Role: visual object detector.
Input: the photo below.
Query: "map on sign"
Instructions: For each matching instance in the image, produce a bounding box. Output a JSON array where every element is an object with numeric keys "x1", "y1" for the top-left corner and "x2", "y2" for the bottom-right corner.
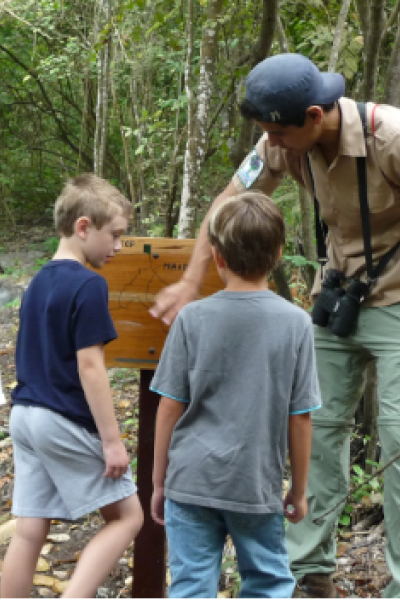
[{"x1": 97, "y1": 237, "x2": 223, "y2": 369}]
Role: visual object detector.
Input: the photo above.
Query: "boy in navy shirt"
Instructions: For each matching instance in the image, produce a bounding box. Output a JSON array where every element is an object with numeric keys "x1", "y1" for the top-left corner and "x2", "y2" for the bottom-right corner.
[
  {"x1": 1, "y1": 174, "x2": 143, "y2": 598},
  {"x1": 151, "y1": 191, "x2": 321, "y2": 598}
]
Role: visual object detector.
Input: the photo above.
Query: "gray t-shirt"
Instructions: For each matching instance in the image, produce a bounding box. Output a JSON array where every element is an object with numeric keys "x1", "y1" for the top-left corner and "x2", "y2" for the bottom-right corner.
[{"x1": 151, "y1": 290, "x2": 321, "y2": 514}]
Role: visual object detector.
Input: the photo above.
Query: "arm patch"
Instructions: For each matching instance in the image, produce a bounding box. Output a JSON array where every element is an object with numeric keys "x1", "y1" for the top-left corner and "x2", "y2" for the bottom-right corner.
[{"x1": 236, "y1": 148, "x2": 264, "y2": 189}]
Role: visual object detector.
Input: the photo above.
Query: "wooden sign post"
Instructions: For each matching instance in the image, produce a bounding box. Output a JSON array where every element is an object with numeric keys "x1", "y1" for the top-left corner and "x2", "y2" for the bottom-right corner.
[{"x1": 98, "y1": 237, "x2": 223, "y2": 598}]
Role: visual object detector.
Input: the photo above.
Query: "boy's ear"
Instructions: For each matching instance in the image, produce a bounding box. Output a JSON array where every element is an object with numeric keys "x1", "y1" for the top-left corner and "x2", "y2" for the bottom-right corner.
[
  {"x1": 212, "y1": 246, "x2": 226, "y2": 269},
  {"x1": 75, "y1": 216, "x2": 91, "y2": 240}
]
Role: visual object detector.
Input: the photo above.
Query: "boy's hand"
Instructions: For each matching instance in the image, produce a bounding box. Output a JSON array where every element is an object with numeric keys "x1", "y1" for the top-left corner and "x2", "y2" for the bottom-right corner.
[
  {"x1": 151, "y1": 486, "x2": 165, "y2": 525},
  {"x1": 102, "y1": 439, "x2": 130, "y2": 479},
  {"x1": 284, "y1": 488, "x2": 308, "y2": 524}
]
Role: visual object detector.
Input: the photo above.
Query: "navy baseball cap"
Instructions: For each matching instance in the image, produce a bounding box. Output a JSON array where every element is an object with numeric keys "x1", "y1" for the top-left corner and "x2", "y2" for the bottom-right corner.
[{"x1": 245, "y1": 53, "x2": 345, "y2": 123}]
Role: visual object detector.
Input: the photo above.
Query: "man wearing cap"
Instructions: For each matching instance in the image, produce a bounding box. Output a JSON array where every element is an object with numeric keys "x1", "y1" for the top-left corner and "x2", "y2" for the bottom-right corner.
[{"x1": 150, "y1": 53, "x2": 400, "y2": 598}]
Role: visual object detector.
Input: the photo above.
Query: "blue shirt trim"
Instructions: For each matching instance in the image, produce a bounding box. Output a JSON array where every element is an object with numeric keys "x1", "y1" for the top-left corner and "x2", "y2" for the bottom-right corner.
[
  {"x1": 289, "y1": 404, "x2": 322, "y2": 415},
  {"x1": 150, "y1": 387, "x2": 190, "y2": 404}
]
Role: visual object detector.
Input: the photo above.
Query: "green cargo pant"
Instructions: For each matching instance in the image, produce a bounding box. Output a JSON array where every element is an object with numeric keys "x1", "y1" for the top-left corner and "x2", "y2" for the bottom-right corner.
[{"x1": 286, "y1": 303, "x2": 400, "y2": 598}]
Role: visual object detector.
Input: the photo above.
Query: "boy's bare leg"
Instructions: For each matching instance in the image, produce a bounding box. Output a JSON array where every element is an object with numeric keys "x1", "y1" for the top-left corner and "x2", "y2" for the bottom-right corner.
[
  {"x1": 0, "y1": 516, "x2": 51, "y2": 598},
  {"x1": 62, "y1": 494, "x2": 143, "y2": 598}
]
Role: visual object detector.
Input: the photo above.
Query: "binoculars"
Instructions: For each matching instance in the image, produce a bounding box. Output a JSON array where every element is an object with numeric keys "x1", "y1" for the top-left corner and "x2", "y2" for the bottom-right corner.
[{"x1": 311, "y1": 269, "x2": 370, "y2": 338}]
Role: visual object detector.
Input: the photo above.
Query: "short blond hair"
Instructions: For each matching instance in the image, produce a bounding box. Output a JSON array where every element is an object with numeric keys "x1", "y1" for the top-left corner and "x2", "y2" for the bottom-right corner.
[
  {"x1": 54, "y1": 173, "x2": 132, "y2": 236},
  {"x1": 208, "y1": 191, "x2": 285, "y2": 277}
]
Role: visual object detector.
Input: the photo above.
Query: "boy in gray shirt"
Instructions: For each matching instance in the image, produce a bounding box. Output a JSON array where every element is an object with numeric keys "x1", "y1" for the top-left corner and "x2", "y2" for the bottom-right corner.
[{"x1": 151, "y1": 191, "x2": 321, "y2": 598}]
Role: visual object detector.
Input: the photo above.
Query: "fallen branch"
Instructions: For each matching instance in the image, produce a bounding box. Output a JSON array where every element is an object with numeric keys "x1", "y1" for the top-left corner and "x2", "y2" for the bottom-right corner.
[{"x1": 313, "y1": 450, "x2": 400, "y2": 524}]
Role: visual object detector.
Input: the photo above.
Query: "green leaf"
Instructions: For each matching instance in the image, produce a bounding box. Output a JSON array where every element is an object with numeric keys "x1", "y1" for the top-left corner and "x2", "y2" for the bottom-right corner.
[
  {"x1": 353, "y1": 464, "x2": 364, "y2": 477},
  {"x1": 339, "y1": 514, "x2": 350, "y2": 526}
]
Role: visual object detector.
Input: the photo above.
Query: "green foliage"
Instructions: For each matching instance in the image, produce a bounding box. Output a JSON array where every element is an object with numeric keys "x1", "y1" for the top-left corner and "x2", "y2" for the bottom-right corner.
[
  {"x1": 43, "y1": 236, "x2": 59, "y2": 255},
  {"x1": 283, "y1": 255, "x2": 319, "y2": 271},
  {"x1": 3, "y1": 298, "x2": 21, "y2": 308},
  {"x1": 339, "y1": 460, "x2": 383, "y2": 528},
  {"x1": 221, "y1": 557, "x2": 241, "y2": 598},
  {"x1": 1, "y1": 259, "x2": 26, "y2": 279}
]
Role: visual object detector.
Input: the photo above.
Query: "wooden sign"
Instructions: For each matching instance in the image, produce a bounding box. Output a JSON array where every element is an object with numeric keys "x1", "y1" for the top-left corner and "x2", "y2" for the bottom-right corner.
[{"x1": 95, "y1": 237, "x2": 224, "y2": 369}]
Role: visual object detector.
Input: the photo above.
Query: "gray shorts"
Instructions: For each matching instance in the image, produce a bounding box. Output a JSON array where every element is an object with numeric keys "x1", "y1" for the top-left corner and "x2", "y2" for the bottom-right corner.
[{"x1": 10, "y1": 405, "x2": 137, "y2": 520}]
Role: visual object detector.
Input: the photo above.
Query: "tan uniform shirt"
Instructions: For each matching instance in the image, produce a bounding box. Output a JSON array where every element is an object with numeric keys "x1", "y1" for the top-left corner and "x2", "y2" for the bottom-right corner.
[{"x1": 232, "y1": 97, "x2": 400, "y2": 307}]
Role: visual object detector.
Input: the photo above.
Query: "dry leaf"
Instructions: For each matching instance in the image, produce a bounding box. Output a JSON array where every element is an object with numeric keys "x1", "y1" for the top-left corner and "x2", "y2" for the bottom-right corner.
[
  {"x1": 370, "y1": 492, "x2": 383, "y2": 506},
  {"x1": 0, "y1": 349, "x2": 13, "y2": 356},
  {"x1": 0, "y1": 518, "x2": 17, "y2": 545},
  {"x1": 53, "y1": 571, "x2": 68, "y2": 580},
  {"x1": 33, "y1": 575, "x2": 56, "y2": 588},
  {"x1": 336, "y1": 543, "x2": 349, "y2": 557},
  {"x1": 0, "y1": 475, "x2": 14, "y2": 489},
  {"x1": 119, "y1": 400, "x2": 130, "y2": 409},
  {"x1": 41, "y1": 543, "x2": 53, "y2": 556},
  {"x1": 38, "y1": 588, "x2": 54, "y2": 598},
  {"x1": 6, "y1": 381, "x2": 17, "y2": 390},
  {"x1": 52, "y1": 580, "x2": 69, "y2": 594},
  {"x1": 361, "y1": 495, "x2": 372, "y2": 509},
  {"x1": 47, "y1": 533, "x2": 70, "y2": 543},
  {"x1": 36, "y1": 557, "x2": 51, "y2": 572}
]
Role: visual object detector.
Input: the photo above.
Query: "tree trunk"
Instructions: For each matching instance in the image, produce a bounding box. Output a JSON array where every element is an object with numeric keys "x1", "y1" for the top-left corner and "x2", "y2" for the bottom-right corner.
[
  {"x1": 110, "y1": 50, "x2": 136, "y2": 228},
  {"x1": 271, "y1": 262, "x2": 292, "y2": 302},
  {"x1": 360, "y1": 0, "x2": 385, "y2": 100},
  {"x1": 178, "y1": 0, "x2": 224, "y2": 239},
  {"x1": 384, "y1": 20, "x2": 400, "y2": 107},
  {"x1": 298, "y1": 186, "x2": 317, "y2": 292},
  {"x1": 93, "y1": 0, "x2": 111, "y2": 177},
  {"x1": 229, "y1": 0, "x2": 278, "y2": 169},
  {"x1": 328, "y1": 0, "x2": 352, "y2": 72}
]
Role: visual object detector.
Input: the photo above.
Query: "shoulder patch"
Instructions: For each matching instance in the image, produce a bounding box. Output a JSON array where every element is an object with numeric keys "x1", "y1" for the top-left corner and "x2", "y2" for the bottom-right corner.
[{"x1": 236, "y1": 149, "x2": 264, "y2": 189}]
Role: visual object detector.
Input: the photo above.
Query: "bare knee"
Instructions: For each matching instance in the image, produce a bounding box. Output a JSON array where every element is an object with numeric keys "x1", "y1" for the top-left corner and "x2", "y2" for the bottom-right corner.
[
  {"x1": 100, "y1": 494, "x2": 144, "y2": 536},
  {"x1": 14, "y1": 517, "x2": 51, "y2": 549}
]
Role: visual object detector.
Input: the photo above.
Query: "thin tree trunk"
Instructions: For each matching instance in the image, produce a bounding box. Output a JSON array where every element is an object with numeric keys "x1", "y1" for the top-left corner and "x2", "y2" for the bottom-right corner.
[
  {"x1": 328, "y1": 0, "x2": 352, "y2": 72},
  {"x1": 384, "y1": 18, "x2": 400, "y2": 106},
  {"x1": 271, "y1": 262, "x2": 292, "y2": 302},
  {"x1": 299, "y1": 186, "x2": 317, "y2": 292},
  {"x1": 178, "y1": 0, "x2": 195, "y2": 239},
  {"x1": 93, "y1": 0, "x2": 110, "y2": 176},
  {"x1": 130, "y1": 75, "x2": 147, "y2": 229},
  {"x1": 229, "y1": 0, "x2": 279, "y2": 169},
  {"x1": 361, "y1": 0, "x2": 385, "y2": 100},
  {"x1": 178, "y1": 0, "x2": 224, "y2": 239},
  {"x1": 276, "y1": 16, "x2": 290, "y2": 53},
  {"x1": 110, "y1": 51, "x2": 136, "y2": 228},
  {"x1": 98, "y1": 0, "x2": 111, "y2": 177}
]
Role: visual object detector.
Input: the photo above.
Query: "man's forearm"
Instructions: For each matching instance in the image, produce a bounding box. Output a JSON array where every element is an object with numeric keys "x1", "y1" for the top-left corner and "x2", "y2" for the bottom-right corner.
[{"x1": 288, "y1": 413, "x2": 312, "y2": 498}]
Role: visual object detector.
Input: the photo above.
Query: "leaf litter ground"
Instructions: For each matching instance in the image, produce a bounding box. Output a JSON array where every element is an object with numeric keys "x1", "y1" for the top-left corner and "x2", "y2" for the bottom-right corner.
[{"x1": 0, "y1": 228, "x2": 393, "y2": 598}]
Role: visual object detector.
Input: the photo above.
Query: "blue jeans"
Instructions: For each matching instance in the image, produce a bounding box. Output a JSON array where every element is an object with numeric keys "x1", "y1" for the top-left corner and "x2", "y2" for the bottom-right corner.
[{"x1": 165, "y1": 499, "x2": 295, "y2": 598}]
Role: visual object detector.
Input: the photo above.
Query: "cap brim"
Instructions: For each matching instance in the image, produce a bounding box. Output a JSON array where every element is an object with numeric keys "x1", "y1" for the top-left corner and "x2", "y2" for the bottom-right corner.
[{"x1": 317, "y1": 72, "x2": 345, "y2": 104}]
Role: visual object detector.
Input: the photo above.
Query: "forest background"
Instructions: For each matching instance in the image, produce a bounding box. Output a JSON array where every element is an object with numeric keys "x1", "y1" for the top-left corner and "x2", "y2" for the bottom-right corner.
[
  {"x1": 1, "y1": 0, "x2": 399, "y2": 471},
  {"x1": 0, "y1": 0, "x2": 399, "y2": 595}
]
